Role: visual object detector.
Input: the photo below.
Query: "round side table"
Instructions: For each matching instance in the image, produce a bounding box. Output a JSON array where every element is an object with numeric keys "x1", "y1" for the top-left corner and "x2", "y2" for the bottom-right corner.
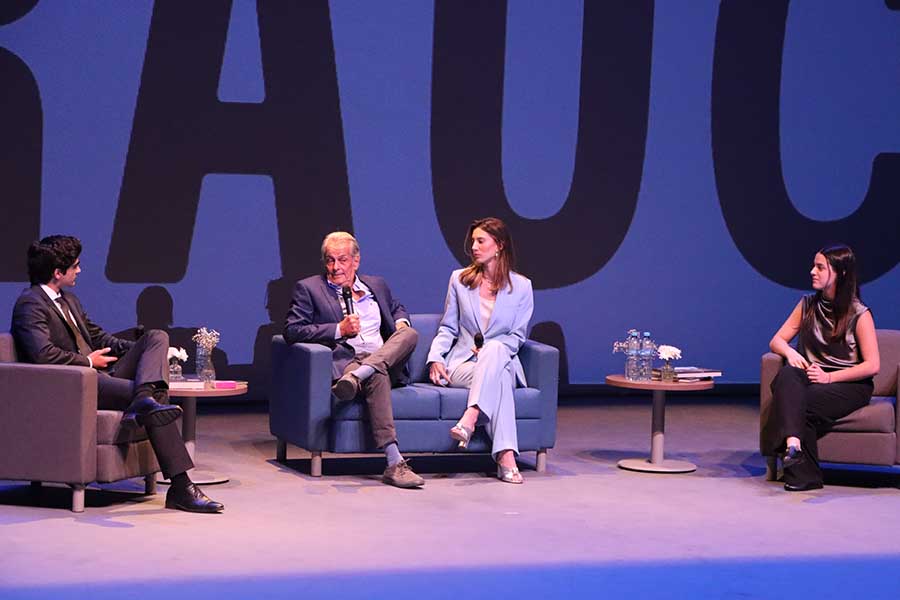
[
  {"x1": 165, "y1": 382, "x2": 248, "y2": 485},
  {"x1": 605, "y1": 375, "x2": 714, "y2": 473}
]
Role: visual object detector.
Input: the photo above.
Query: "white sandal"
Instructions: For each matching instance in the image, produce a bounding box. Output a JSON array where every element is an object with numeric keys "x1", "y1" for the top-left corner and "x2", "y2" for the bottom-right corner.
[
  {"x1": 449, "y1": 422, "x2": 474, "y2": 449},
  {"x1": 497, "y1": 464, "x2": 524, "y2": 484}
]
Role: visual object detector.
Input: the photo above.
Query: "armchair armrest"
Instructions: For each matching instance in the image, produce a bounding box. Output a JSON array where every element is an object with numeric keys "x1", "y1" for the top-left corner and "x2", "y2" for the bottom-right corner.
[
  {"x1": 269, "y1": 336, "x2": 333, "y2": 451},
  {"x1": 0, "y1": 363, "x2": 98, "y2": 483},
  {"x1": 895, "y1": 365, "x2": 900, "y2": 460},
  {"x1": 759, "y1": 352, "x2": 784, "y2": 456},
  {"x1": 518, "y1": 339, "x2": 560, "y2": 448},
  {"x1": 519, "y1": 340, "x2": 559, "y2": 392}
]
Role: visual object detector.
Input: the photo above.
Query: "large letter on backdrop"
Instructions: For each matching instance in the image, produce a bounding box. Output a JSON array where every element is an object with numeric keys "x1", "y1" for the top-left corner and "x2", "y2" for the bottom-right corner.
[
  {"x1": 107, "y1": 0, "x2": 352, "y2": 282},
  {"x1": 0, "y1": 0, "x2": 42, "y2": 281},
  {"x1": 712, "y1": 0, "x2": 900, "y2": 288},
  {"x1": 430, "y1": 0, "x2": 653, "y2": 289}
]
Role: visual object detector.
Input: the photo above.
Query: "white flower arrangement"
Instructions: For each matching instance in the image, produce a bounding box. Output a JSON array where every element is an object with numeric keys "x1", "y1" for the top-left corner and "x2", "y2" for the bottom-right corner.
[
  {"x1": 657, "y1": 345, "x2": 682, "y2": 361},
  {"x1": 167, "y1": 347, "x2": 188, "y2": 362},
  {"x1": 192, "y1": 327, "x2": 221, "y2": 351}
]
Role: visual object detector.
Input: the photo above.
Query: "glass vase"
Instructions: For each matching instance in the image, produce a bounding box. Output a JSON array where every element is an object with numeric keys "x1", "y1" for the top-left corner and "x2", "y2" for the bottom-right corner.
[
  {"x1": 168, "y1": 358, "x2": 184, "y2": 381},
  {"x1": 660, "y1": 360, "x2": 676, "y2": 382},
  {"x1": 196, "y1": 344, "x2": 216, "y2": 389}
]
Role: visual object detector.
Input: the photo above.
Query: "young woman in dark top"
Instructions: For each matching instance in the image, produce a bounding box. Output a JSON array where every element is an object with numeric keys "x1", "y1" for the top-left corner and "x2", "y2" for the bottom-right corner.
[{"x1": 768, "y1": 244, "x2": 880, "y2": 491}]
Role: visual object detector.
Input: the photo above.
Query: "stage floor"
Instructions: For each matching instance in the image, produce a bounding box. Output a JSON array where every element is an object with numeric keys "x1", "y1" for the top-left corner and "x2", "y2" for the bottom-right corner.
[{"x1": 2, "y1": 398, "x2": 899, "y2": 599}]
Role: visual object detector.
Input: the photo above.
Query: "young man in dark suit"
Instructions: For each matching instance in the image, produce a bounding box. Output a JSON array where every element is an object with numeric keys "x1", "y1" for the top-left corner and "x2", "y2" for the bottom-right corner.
[
  {"x1": 284, "y1": 231, "x2": 424, "y2": 488},
  {"x1": 11, "y1": 235, "x2": 223, "y2": 513}
]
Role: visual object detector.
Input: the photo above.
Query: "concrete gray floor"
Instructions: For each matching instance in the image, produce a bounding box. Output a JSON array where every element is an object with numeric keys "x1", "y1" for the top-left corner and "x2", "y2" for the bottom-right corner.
[{"x1": 2, "y1": 399, "x2": 899, "y2": 599}]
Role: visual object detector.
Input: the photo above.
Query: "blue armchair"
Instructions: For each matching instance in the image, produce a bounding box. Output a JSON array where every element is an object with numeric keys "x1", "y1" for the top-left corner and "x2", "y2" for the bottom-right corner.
[{"x1": 269, "y1": 313, "x2": 559, "y2": 476}]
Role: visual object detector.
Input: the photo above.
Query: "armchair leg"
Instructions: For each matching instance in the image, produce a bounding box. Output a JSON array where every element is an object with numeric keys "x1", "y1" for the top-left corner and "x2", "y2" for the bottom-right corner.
[
  {"x1": 144, "y1": 474, "x2": 157, "y2": 495},
  {"x1": 276, "y1": 439, "x2": 287, "y2": 462},
  {"x1": 310, "y1": 451, "x2": 323, "y2": 477},
  {"x1": 765, "y1": 456, "x2": 778, "y2": 481},
  {"x1": 70, "y1": 484, "x2": 85, "y2": 513},
  {"x1": 536, "y1": 448, "x2": 548, "y2": 473}
]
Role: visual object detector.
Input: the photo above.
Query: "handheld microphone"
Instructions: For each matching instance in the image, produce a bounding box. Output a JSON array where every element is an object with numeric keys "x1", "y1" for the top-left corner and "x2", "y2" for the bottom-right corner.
[
  {"x1": 341, "y1": 286, "x2": 357, "y2": 338},
  {"x1": 474, "y1": 332, "x2": 484, "y2": 349},
  {"x1": 341, "y1": 286, "x2": 354, "y2": 315}
]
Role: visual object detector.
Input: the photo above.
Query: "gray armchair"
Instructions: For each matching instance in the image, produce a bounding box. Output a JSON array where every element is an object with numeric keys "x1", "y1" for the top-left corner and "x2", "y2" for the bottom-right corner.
[
  {"x1": 760, "y1": 329, "x2": 900, "y2": 480},
  {"x1": 0, "y1": 332, "x2": 159, "y2": 511}
]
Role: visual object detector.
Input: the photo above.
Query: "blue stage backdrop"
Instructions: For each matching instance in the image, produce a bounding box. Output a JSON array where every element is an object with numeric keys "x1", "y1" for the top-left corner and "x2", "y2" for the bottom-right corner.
[{"x1": 1, "y1": 1, "x2": 898, "y2": 394}]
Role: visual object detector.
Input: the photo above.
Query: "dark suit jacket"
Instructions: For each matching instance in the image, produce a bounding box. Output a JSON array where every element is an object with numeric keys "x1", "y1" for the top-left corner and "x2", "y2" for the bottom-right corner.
[
  {"x1": 283, "y1": 274, "x2": 410, "y2": 381},
  {"x1": 11, "y1": 284, "x2": 133, "y2": 367}
]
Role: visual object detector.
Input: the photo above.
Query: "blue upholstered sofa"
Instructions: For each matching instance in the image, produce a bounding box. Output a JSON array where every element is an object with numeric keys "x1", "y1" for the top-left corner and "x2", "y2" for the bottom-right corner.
[{"x1": 269, "y1": 313, "x2": 559, "y2": 476}]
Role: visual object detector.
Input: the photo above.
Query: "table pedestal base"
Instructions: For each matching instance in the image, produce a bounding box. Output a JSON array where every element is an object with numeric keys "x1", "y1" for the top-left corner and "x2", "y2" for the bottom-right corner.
[
  {"x1": 157, "y1": 397, "x2": 230, "y2": 485},
  {"x1": 617, "y1": 458, "x2": 696, "y2": 473},
  {"x1": 605, "y1": 375, "x2": 712, "y2": 476}
]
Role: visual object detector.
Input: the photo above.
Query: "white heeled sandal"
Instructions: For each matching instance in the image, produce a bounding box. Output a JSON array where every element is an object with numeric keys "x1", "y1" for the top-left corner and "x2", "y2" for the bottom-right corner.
[
  {"x1": 497, "y1": 464, "x2": 524, "y2": 484},
  {"x1": 449, "y1": 422, "x2": 474, "y2": 449}
]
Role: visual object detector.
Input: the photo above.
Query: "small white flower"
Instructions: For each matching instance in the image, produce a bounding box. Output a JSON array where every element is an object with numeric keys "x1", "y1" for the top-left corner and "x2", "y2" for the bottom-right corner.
[
  {"x1": 167, "y1": 347, "x2": 188, "y2": 362},
  {"x1": 657, "y1": 345, "x2": 682, "y2": 361}
]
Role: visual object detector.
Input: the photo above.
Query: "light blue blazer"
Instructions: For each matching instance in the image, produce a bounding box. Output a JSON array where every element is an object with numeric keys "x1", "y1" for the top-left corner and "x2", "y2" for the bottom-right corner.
[{"x1": 427, "y1": 269, "x2": 534, "y2": 386}]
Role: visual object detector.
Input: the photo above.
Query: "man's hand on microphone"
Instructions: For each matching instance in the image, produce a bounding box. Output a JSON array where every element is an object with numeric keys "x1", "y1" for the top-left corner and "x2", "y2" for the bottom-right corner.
[{"x1": 339, "y1": 314, "x2": 361, "y2": 338}]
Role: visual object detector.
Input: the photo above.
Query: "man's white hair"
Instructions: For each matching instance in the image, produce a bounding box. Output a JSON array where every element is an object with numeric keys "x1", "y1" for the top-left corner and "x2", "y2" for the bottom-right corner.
[{"x1": 321, "y1": 231, "x2": 360, "y2": 260}]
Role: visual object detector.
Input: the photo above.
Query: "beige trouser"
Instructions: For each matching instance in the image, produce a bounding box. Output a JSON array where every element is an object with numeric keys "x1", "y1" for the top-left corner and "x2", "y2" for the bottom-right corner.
[{"x1": 340, "y1": 326, "x2": 418, "y2": 448}]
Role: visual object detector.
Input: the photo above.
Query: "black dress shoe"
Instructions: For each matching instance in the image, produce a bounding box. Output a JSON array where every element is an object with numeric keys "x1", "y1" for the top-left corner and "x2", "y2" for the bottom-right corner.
[
  {"x1": 784, "y1": 481, "x2": 824, "y2": 492},
  {"x1": 121, "y1": 396, "x2": 182, "y2": 430},
  {"x1": 331, "y1": 374, "x2": 361, "y2": 401},
  {"x1": 781, "y1": 446, "x2": 805, "y2": 469},
  {"x1": 165, "y1": 482, "x2": 224, "y2": 513}
]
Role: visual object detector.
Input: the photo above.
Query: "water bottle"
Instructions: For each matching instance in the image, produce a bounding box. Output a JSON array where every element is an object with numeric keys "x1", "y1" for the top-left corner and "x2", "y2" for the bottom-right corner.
[
  {"x1": 625, "y1": 330, "x2": 640, "y2": 381},
  {"x1": 639, "y1": 332, "x2": 655, "y2": 381}
]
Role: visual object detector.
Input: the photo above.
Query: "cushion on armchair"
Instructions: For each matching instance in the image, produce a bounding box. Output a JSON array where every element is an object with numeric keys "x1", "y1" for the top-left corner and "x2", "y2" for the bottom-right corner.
[{"x1": 830, "y1": 396, "x2": 895, "y2": 434}]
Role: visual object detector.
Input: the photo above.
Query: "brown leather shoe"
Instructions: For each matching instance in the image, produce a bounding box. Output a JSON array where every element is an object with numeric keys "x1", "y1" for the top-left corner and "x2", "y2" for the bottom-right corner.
[
  {"x1": 382, "y1": 459, "x2": 425, "y2": 488},
  {"x1": 331, "y1": 374, "x2": 360, "y2": 401}
]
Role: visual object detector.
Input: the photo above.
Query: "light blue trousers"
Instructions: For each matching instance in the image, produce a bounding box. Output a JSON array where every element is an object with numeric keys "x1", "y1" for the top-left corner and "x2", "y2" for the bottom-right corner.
[{"x1": 449, "y1": 340, "x2": 518, "y2": 459}]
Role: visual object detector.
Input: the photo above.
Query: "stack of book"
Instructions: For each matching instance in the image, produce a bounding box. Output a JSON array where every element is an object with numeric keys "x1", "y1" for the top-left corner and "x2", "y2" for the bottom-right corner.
[
  {"x1": 651, "y1": 367, "x2": 722, "y2": 381},
  {"x1": 169, "y1": 378, "x2": 240, "y2": 391}
]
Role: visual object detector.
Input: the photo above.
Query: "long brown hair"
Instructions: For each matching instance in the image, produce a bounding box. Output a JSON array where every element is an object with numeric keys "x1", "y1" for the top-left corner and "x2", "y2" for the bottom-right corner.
[
  {"x1": 458, "y1": 217, "x2": 516, "y2": 293},
  {"x1": 801, "y1": 244, "x2": 861, "y2": 342}
]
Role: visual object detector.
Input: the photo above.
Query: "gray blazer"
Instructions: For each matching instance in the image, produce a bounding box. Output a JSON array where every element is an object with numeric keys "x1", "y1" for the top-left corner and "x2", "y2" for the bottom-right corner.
[{"x1": 427, "y1": 269, "x2": 533, "y2": 386}]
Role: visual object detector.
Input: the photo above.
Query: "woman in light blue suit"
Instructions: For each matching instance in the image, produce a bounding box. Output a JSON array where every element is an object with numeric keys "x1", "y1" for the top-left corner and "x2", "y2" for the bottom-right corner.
[{"x1": 427, "y1": 217, "x2": 534, "y2": 483}]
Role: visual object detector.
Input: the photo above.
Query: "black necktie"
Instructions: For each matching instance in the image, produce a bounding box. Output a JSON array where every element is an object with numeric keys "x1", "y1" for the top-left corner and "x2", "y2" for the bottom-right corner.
[{"x1": 56, "y1": 296, "x2": 93, "y2": 356}]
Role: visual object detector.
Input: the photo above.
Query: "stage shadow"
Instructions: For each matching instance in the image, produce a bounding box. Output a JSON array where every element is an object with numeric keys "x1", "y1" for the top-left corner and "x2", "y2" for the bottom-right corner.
[
  {"x1": 114, "y1": 285, "x2": 230, "y2": 381},
  {"x1": 271, "y1": 452, "x2": 544, "y2": 479},
  {"x1": 581, "y1": 449, "x2": 769, "y2": 479},
  {"x1": 0, "y1": 480, "x2": 159, "y2": 527}
]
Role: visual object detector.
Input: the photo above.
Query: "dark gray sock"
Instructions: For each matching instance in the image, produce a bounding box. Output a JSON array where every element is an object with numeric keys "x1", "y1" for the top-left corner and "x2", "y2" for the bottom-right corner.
[{"x1": 132, "y1": 383, "x2": 154, "y2": 403}]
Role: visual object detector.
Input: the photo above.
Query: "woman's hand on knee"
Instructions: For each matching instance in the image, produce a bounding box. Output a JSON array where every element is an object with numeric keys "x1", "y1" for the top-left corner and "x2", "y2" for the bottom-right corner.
[
  {"x1": 786, "y1": 349, "x2": 809, "y2": 369},
  {"x1": 805, "y1": 363, "x2": 831, "y2": 384},
  {"x1": 429, "y1": 362, "x2": 450, "y2": 386}
]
